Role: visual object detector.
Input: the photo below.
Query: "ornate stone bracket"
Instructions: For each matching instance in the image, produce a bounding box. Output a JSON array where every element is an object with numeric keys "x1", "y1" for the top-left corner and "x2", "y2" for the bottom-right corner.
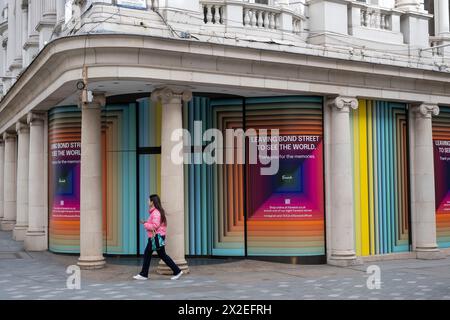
[
  {"x1": 413, "y1": 103, "x2": 440, "y2": 119},
  {"x1": 328, "y1": 96, "x2": 359, "y2": 113},
  {"x1": 151, "y1": 87, "x2": 193, "y2": 104}
]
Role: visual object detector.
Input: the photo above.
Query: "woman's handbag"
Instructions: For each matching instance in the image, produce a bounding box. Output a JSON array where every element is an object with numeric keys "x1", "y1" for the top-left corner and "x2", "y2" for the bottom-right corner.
[{"x1": 151, "y1": 230, "x2": 165, "y2": 251}]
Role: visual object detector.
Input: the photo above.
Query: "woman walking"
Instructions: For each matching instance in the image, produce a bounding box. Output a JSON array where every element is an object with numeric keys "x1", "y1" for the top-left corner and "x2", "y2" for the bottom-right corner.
[{"x1": 134, "y1": 194, "x2": 184, "y2": 280}]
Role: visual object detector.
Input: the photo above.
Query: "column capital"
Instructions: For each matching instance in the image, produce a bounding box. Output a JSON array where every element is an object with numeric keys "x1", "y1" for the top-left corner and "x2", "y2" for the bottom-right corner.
[
  {"x1": 79, "y1": 92, "x2": 106, "y2": 109},
  {"x1": 327, "y1": 96, "x2": 358, "y2": 113},
  {"x1": 16, "y1": 121, "x2": 29, "y2": 134},
  {"x1": 3, "y1": 131, "x2": 16, "y2": 141},
  {"x1": 412, "y1": 103, "x2": 440, "y2": 119},
  {"x1": 151, "y1": 87, "x2": 193, "y2": 104},
  {"x1": 27, "y1": 112, "x2": 46, "y2": 126}
]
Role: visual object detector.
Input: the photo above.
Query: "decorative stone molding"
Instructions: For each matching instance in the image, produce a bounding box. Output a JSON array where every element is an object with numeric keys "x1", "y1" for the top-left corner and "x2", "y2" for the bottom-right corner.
[
  {"x1": 2, "y1": 131, "x2": 16, "y2": 141},
  {"x1": 27, "y1": 112, "x2": 46, "y2": 126},
  {"x1": 151, "y1": 87, "x2": 193, "y2": 104},
  {"x1": 413, "y1": 103, "x2": 440, "y2": 119},
  {"x1": 16, "y1": 121, "x2": 29, "y2": 134},
  {"x1": 328, "y1": 96, "x2": 358, "y2": 113},
  {"x1": 79, "y1": 92, "x2": 106, "y2": 109},
  {"x1": 395, "y1": 0, "x2": 421, "y2": 12}
]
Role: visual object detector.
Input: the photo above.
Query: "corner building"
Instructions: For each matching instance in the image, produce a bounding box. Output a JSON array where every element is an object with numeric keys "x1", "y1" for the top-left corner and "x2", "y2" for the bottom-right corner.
[{"x1": 0, "y1": 0, "x2": 450, "y2": 272}]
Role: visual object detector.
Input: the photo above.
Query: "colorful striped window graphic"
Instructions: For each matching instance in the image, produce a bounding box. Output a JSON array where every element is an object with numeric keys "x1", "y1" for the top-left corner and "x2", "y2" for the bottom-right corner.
[
  {"x1": 184, "y1": 96, "x2": 325, "y2": 257},
  {"x1": 433, "y1": 106, "x2": 450, "y2": 248},
  {"x1": 351, "y1": 100, "x2": 410, "y2": 256},
  {"x1": 49, "y1": 105, "x2": 138, "y2": 254}
]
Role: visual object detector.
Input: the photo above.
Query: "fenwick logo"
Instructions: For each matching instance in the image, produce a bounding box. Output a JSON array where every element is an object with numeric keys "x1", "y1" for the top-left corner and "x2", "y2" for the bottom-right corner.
[{"x1": 170, "y1": 121, "x2": 281, "y2": 176}]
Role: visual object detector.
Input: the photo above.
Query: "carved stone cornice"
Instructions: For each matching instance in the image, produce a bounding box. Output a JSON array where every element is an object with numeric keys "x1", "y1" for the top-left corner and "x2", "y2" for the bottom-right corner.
[
  {"x1": 151, "y1": 87, "x2": 193, "y2": 104},
  {"x1": 327, "y1": 96, "x2": 358, "y2": 113},
  {"x1": 413, "y1": 103, "x2": 440, "y2": 119}
]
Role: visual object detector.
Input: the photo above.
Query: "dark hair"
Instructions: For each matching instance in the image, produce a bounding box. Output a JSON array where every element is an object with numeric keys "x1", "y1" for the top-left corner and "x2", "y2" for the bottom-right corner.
[{"x1": 150, "y1": 194, "x2": 167, "y2": 226}]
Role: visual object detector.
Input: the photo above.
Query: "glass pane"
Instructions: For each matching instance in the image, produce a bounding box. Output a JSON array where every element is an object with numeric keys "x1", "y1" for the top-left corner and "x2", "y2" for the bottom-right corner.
[
  {"x1": 138, "y1": 98, "x2": 162, "y2": 148},
  {"x1": 184, "y1": 97, "x2": 245, "y2": 256},
  {"x1": 433, "y1": 106, "x2": 450, "y2": 248},
  {"x1": 138, "y1": 154, "x2": 161, "y2": 254},
  {"x1": 245, "y1": 97, "x2": 326, "y2": 257},
  {"x1": 103, "y1": 104, "x2": 137, "y2": 254},
  {"x1": 351, "y1": 101, "x2": 409, "y2": 255}
]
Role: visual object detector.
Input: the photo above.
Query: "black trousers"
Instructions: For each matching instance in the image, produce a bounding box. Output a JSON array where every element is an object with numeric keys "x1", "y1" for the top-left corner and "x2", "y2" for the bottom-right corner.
[{"x1": 140, "y1": 237, "x2": 182, "y2": 277}]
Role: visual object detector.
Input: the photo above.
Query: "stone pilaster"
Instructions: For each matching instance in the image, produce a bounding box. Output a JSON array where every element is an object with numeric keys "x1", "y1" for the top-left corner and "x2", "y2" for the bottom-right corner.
[
  {"x1": 327, "y1": 96, "x2": 360, "y2": 267},
  {"x1": 77, "y1": 92, "x2": 106, "y2": 269},
  {"x1": 411, "y1": 104, "x2": 444, "y2": 260},
  {"x1": 0, "y1": 138, "x2": 4, "y2": 223},
  {"x1": 435, "y1": 0, "x2": 450, "y2": 36},
  {"x1": 12, "y1": 121, "x2": 30, "y2": 241},
  {"x1": 151, "y1": 87, "x2": 192, "y2": 275},
  {"x1": 1, "y1": 131, "x2": 17, "y2": 231},
  {"x1": 24, "y1": 113, "x2": 48, "y2": 251}
]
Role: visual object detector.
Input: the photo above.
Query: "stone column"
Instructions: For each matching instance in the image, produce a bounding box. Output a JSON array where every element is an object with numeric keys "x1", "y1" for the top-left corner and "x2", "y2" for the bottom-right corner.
[
  {"x1": 21, "y1": 1, "x2": 28, "y2": 62},
  {"x1": 435, "y1": 0, "x2": 450, "y2": 35},
  {"x1": 13, "y1": 121, "x2": 30, "y2": 241},
  {"x1": 37, "y1": 0, "x2": 56, "y2": 49},
  {"x1": 11, "y1": 0, "x2": 23, "y2": 75},
  {"x1": 396, "y1": 0, "x2": 420, "y2": 11},
  {"x1": 24, "y1": 113, "x2": 47, "y2": 251},
  {"x1": 55, "y1": 0, "x2": 65, "y2": 28},
  {"x1": 1, "y1": 132, "x2": 17, "y2": 231},
  {"x1": 411, "y1": 104, "x2": 443, "y2": 259},
  {"x1": 6, "y1": 0, "x2": 17, "y2": 74},
  {"x1": 151, "y1": 87, "x2": 191, "y2": 275},
  {"x1": 327, "y1": 96, "x2": 359, "y2": 267},
  {"x1": 0, "y1": 138, "x2": 4, "y2": 223},
  {"x1": 77, "y1": 92, "x2": 106, "y2": 269},
  {"x1": 23, "y1": 0, "x2": 40, "y2": 67}
]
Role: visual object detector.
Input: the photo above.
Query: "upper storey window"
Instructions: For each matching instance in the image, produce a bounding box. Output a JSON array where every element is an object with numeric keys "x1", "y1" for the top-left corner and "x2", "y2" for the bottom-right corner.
[
  {"x1": 357, "y1": 0, "x2": 382, "y2": 5},
  {"x1": 116, "y1": 0, "x2": 148, "y2": 9},
  {"x1": 248, "y1": 0, "x2": 271, "y2": 4}
]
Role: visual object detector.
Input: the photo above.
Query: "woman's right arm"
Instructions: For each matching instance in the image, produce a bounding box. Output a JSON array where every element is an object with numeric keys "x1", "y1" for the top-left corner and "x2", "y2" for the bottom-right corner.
[{"x1": 144, "y1": 211, "x2": 161, "y2": 231}]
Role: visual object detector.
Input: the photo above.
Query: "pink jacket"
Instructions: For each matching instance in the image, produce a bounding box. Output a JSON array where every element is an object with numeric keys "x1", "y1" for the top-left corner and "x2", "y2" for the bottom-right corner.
[{"x1": 144, "y1": 208, "x2": 167, "y2": 238}]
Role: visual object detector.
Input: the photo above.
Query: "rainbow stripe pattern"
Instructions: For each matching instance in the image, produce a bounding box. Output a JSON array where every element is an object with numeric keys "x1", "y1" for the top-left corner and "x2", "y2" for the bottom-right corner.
[
  {"x1": 432, "y1": 106, "x2": 450, "y2": 248},
  {"x1": 49, "y1": 105, "x2": 138, "y2": 254},
  {"x1": 351, "y1": 100, "x2": 410, "y2": 256},
  {"x1": 137, "y1": 98, "x2": 162, "y2": 254},
  {"x1": 184, "y1": 96, "x2": 325, "y2": 257}
]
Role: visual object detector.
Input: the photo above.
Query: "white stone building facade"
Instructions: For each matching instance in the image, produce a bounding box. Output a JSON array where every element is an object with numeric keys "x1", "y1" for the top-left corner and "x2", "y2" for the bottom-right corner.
[{"x1": 0, "y1": 0, "x2": 450, "y2": 271}]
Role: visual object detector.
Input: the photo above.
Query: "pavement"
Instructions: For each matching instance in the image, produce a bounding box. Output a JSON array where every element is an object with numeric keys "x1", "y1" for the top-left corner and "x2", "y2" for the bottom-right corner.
[{"x1": 1, "y1": 230, "x2": 450, "y2": 300}]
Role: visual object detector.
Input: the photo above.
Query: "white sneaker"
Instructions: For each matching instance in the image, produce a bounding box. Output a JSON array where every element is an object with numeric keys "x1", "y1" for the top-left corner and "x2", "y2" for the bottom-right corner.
[
  {"x1": 171, "y1": 271, "x2": 184, "y2": 280},
  {"x1": 133, "y1": 274, "x2": 148, "y2": 280}
]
